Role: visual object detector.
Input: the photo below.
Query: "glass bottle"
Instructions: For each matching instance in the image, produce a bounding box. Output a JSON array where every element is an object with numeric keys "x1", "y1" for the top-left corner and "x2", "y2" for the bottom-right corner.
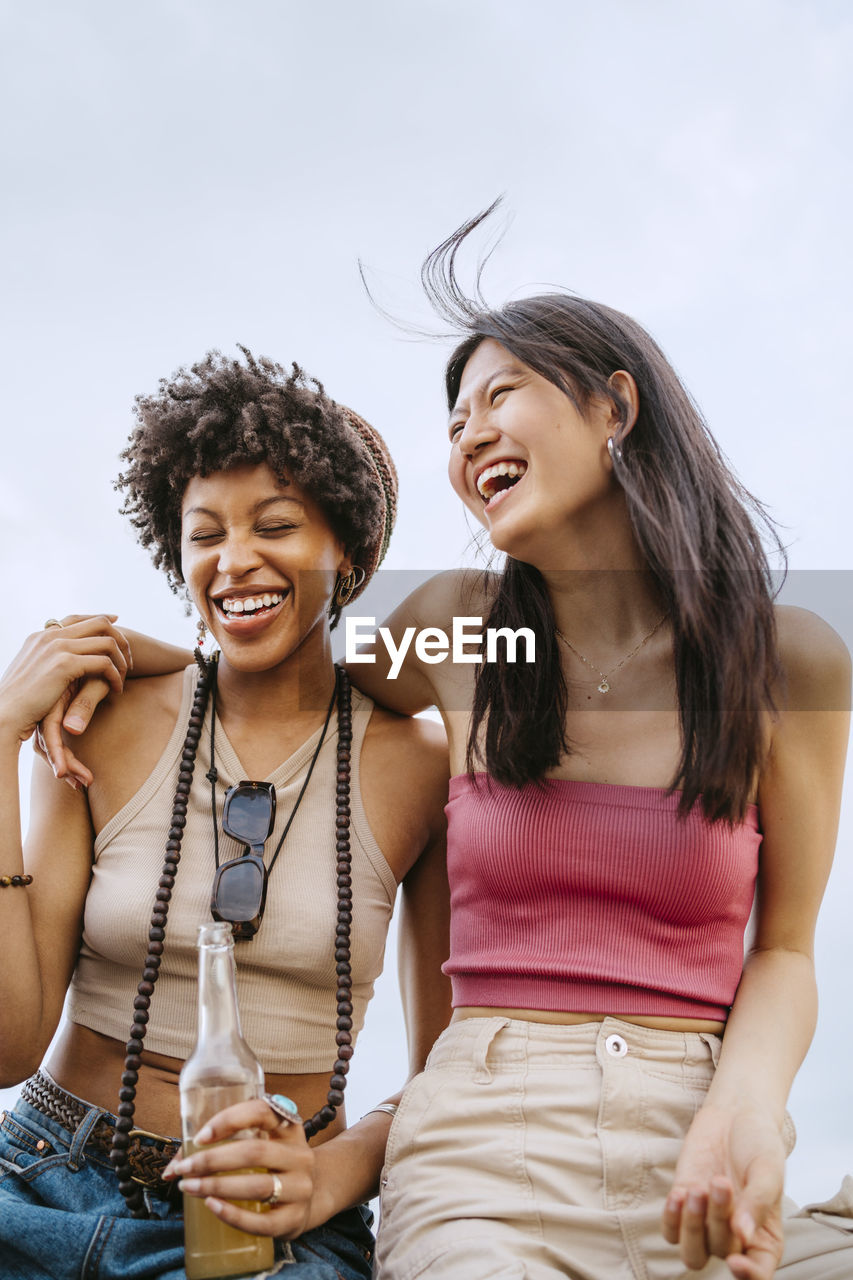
[{"x1": 180, "y1": 921, "x2": 275, "y2": 1280}]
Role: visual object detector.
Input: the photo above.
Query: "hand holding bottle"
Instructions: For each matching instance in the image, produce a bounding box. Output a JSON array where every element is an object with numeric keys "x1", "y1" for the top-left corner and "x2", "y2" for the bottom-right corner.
[{"x1": 166, "y1": 1096, "x2": 320, "y2": 1241}]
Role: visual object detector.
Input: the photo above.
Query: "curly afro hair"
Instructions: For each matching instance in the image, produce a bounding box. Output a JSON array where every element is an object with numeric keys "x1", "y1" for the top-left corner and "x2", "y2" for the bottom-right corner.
[{"x1": 116, "y1": 347, "x2": 395, "y2": 626}]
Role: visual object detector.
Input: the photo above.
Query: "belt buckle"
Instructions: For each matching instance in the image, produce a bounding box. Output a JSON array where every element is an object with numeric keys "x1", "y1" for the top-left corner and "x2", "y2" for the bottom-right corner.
[{"x1": 127, "y1": 1126, "x2": 180, "y2": 1189}]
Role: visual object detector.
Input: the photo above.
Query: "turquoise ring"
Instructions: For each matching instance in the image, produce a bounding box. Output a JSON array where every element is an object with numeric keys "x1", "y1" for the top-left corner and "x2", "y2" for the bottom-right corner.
[{"x1": 263, "y1": 1093, "x2": 303, "y2": 1126}]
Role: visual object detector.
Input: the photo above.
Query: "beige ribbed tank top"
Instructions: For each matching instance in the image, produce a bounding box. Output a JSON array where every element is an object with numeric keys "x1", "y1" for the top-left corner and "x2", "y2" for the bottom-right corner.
[{"x1": 67, "y1": 665, "x2": 397, "y2": 1072}]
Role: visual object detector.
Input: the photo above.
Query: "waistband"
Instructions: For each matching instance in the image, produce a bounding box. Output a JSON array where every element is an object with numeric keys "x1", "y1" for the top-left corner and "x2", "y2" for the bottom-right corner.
[
  {"x1": 429, "y1": 1016, "x2": 723, "y2": 1072},
  {"x1": 18, "y1": 1069, "x2": 181, "y2": 1201}
]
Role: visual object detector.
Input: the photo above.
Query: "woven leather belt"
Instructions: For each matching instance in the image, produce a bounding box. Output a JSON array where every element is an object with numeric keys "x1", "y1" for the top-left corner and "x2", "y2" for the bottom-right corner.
[{"x1": 20, "y1": 1071, "x2": 181, "y2": 1197}]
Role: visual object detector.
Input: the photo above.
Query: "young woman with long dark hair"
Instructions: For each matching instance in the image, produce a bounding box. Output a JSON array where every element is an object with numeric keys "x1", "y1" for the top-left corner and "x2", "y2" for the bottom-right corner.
[
  {"x1": 0, "y1": 350, "x2": 451, "y2": 1279},
  {"x1": 42, "y1": 215, "x2": 853, "y2": 1278},
  {"x1": 357, "y1": 217, "x2": 852, "y2": 1280}
]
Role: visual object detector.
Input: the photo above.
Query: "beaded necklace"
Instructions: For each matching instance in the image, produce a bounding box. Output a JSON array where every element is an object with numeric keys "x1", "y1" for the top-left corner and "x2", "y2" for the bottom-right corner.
[{"x1": 111, "y1": 652, "x2": 356, "y2": 1218}]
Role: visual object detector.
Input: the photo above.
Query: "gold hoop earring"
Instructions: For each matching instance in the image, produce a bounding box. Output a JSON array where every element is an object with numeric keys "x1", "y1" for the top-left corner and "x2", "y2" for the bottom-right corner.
[{"x1": 333, "y1": 567, "x2": 366, "y2": 609}]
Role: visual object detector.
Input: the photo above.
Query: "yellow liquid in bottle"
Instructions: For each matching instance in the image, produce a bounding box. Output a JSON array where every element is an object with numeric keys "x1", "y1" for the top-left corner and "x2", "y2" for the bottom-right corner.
[
  {"x1": 183, "y1": 1185, "x2": 273, "y2": 1279},
  {"x1": 182, "y1": 1099, "x2": 275, "y2": 1279}
]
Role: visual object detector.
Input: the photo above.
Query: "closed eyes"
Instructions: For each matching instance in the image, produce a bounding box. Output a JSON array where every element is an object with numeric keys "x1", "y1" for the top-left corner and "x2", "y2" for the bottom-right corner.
[
  {"x1": 448, "y1": 385, "x2": 515, "y2": 442},
  {"x1": 187, "y1": 522, "x2": 299, "y2": 543}
]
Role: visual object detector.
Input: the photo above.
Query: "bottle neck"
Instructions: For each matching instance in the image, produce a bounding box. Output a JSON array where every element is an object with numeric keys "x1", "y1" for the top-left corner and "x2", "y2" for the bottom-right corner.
[{"x1": 196, "y1": 928, "x2": 243, "y2": 1045}]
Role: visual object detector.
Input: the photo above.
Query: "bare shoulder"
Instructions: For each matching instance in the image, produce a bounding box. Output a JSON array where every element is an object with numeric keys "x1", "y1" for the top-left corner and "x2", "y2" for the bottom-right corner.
[
  {"x1": 774, "y1": 605, "x2": 851, "y2": 712},
  {"x1": 362, "y1": 705, "x2": 449, "y2": 800},
  {"x1": 79, "y1": 670, "x2": 188, "y2": 764}
]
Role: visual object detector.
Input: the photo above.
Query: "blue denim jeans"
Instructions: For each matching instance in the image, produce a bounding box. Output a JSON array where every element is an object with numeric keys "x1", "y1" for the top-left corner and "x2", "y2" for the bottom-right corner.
[{"x1": 0, "y1": 1096, "x2": 374, "y2": 1280}]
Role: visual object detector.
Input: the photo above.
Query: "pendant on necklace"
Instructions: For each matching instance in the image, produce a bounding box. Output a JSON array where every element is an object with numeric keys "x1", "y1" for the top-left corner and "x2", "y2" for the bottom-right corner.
[{"x1": 597, "y1": 679, "x2": 610, "y2": 693}]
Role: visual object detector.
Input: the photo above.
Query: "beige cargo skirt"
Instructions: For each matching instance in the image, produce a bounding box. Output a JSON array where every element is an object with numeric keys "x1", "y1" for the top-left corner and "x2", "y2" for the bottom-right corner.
[{"x1": 376, "y1": 1016, "x2": 853, "y2": 1280}]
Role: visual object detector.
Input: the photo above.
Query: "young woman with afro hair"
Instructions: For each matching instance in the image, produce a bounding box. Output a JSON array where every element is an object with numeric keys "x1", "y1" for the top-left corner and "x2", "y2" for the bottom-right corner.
[{"x1": 0, "y1": 348, "x2": 451, "y2": 1280}]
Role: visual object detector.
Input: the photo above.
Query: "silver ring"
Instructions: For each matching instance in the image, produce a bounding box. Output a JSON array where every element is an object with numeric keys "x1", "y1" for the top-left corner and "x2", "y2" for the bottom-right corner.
[
  {"x1": 43, "y1": 618, "x2": 63, "y2": 630},
  {"x1": 263, "y1": 1092, "x2": 302, "y2": 1126},
  {"x1": 264, "y1": 1172, "x2": 284, "y2": 1206}
]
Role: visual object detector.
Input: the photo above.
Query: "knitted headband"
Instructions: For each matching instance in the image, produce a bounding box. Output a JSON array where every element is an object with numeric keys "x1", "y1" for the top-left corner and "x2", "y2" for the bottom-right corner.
[{"x1": 340, "y1": 406, "x2": 399, "y2": 602}]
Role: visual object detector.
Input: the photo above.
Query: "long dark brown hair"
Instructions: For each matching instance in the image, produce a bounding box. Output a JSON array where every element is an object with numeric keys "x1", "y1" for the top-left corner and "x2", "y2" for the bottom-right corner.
[{"x1": 425, "y1": 204, "x2": 783, "y2": 822}]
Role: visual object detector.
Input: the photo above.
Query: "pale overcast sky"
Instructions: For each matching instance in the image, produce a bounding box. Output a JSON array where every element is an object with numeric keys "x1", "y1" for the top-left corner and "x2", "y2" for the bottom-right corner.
[{"x1": 1, "y1": 0, "x2": 851, "y2": 1205}]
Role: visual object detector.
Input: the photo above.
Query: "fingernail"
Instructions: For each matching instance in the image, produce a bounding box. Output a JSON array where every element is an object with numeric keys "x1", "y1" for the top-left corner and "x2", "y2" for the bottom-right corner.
[
  {"x1": 169, "y1": 1159, "x2": 188, "y2": 1176},
  {"x1": 740, "y1": 1212, "x2": 756, "y2": 1245},
  {"x1": 64, "y1": 717, "x2": 86, "y2": 733},
  {"x1": 179, "y1": 1177, "x2": 201, "y2": 1193},
  {"x1": 711, "y1": 1183, "x2": 728, "y2": 1204},
  {"x1": 205, "y1": 1197, "x2": 223, "y2": 1211},
  {"x1": 687, "y1": 1192, "x2": 703, "y2": 1213},
  {"x1": 195, "y1": 1125, "x2": 213, "y2": 1145}
]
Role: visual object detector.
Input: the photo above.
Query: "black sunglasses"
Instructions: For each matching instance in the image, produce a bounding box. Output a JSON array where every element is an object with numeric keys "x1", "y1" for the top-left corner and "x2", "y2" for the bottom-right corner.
[{"x1": 210, "y1": 781, "x2": 276, "y2": 940}]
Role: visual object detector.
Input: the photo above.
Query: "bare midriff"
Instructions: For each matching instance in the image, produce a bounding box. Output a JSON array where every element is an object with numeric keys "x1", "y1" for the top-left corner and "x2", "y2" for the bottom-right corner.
[
  {"x1": 44, "y1": 1022, "x2": 347, "y2": 1143},
  {"x1": 452, "y1": 1007, "x2": 726, "y2": 1034}
]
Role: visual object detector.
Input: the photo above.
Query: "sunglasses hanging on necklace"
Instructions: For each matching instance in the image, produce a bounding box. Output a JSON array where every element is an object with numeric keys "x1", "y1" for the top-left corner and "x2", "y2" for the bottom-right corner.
[{"x1": 206, "y1": 665, "x2": 339, "y2": 940}]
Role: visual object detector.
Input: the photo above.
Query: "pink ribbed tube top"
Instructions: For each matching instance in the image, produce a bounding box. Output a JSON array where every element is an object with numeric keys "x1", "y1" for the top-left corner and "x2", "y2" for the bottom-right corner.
[{"x1": 443, "y1": 774, "x2": 762, "y2": 1021}]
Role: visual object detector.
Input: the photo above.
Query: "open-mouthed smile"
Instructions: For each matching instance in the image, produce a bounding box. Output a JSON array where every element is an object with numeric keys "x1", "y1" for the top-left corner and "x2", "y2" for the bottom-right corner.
[
  {"x1": 218, "y1": 591, "x2": 285, "y2": 617},
  {"x1": 476, "y1": 459, "x2": 528, "y2": 509},
  {"x1": 211, "y1": 590, "x2": 289, "y2": 633}
]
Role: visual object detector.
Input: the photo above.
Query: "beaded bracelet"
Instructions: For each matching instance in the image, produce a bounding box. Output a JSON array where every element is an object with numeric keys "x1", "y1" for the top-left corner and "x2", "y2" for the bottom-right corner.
[{"x1": 0, "y1": 874, "x2": 33, "y2": 887}]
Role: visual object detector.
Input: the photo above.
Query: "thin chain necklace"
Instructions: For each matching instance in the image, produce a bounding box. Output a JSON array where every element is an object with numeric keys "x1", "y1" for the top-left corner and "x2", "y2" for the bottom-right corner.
[{"x1": 555, "y1": 612, "x2": 667, "y2": 693}]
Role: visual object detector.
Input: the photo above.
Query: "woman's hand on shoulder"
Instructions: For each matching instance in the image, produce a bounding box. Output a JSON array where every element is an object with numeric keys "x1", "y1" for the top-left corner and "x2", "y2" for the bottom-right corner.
[
  {"x1": 0, "y1": 615, "x2": 131, "y2": 787},
  {"x1": 163, "y1": 1098, "x2": 320, "y2": 1239},
  {"x1": 36, "y1": 621, "x2": 192, "y2": 789}
]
